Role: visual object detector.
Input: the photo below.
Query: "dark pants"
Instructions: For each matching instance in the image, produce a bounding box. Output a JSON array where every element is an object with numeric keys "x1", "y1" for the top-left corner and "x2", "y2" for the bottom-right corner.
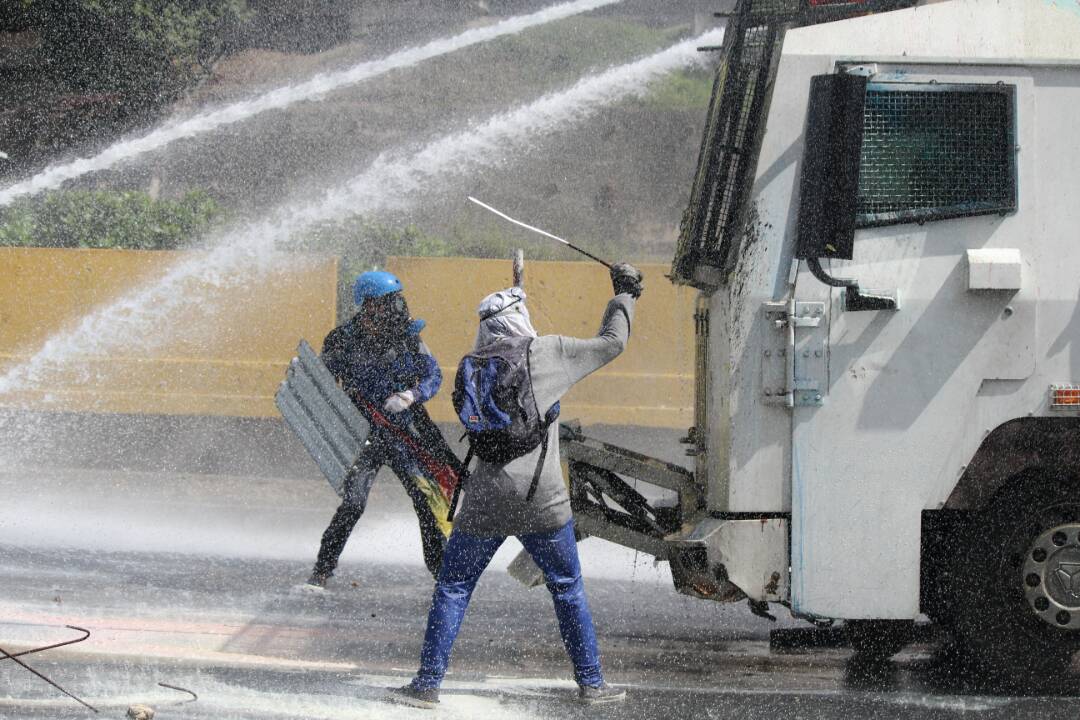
[
  {"x1": 313, "y1": 431, "x2": 447, "y2": 579},
  {"x1": 412, "y1": 519, "x2": 604, "y2": 690}
]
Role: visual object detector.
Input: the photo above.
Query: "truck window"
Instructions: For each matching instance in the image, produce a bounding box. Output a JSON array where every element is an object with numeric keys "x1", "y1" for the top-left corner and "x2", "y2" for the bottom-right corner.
[{"x1": 855, "y1": 82, "x2": 1017, "y2": 228}]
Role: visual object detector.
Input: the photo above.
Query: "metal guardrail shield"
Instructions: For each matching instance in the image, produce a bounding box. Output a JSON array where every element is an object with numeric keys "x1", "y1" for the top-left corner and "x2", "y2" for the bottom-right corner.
[{"x1": 275, "y1": 340, "x2": 370, "y2": 497}]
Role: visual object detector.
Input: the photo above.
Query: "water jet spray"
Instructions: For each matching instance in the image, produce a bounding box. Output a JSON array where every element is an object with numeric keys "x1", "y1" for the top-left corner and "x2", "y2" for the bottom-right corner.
[
  {"x1": 0, "y1": 27, "x2": 724, "y2": 401},
  {"x1": 0, "y1": 0, "x2": 625, "y2": 208}
]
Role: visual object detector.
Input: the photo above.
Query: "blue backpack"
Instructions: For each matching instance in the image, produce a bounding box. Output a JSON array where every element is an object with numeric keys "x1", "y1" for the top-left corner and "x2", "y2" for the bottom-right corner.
[{"x1": 448, "y1": 336, "x2": 559, "y2": 519}]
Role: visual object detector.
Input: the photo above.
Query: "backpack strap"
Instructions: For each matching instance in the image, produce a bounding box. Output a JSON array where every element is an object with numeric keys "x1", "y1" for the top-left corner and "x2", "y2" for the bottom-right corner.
[
  {"x1": 524, "y1": 429, "x2": 550, "y2": 502},
  {"x1": 447, "y1": 444, "x2": 473, "y2": 522},
  {"x1": 523, "y1": 339, "x2": 551, "y2": 504}
]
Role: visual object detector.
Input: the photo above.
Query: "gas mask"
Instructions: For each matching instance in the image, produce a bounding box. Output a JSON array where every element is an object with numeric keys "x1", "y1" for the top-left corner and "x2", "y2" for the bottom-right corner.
[{"x1": 359, "y1": 291, "x2": 411, "y2": 341}]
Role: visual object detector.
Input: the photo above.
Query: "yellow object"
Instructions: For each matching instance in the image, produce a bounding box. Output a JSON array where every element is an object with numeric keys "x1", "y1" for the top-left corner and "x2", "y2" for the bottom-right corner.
[
  {"x1": 0, "y1": 250, "x2": 694, "y2": 428},
  {"x1": 0, "y1": 248, "x2": 338, "y2": 417},
  {"x1": 387, "y1": 257, "x2": 695, "y2": 428},
  {"x1": 410, "y1": 472, "x2": 454, "y2": 537}
]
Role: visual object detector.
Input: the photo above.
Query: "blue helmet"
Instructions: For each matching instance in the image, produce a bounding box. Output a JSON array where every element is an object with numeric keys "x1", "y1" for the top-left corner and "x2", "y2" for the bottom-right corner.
[{"x1": 353, "y1": 270, "x2": 403, "y2": 307}]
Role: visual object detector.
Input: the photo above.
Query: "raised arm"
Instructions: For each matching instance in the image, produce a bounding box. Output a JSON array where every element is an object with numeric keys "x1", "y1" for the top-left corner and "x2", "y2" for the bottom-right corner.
[
  {"x1": 556, "y1": 294, "x2": 636, "y2": 387},
  {"x1": 530, "y1": 263, "x2": 643, "y2": 408}
]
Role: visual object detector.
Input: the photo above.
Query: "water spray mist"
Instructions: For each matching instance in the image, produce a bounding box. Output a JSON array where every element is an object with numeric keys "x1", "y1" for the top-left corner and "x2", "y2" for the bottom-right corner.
[
  {"x1": 0, "y1": 27, "x2": 725, "y2": 402},
  {"x1": 0, "y1": 0, "x2": 624, "y2": 208}
]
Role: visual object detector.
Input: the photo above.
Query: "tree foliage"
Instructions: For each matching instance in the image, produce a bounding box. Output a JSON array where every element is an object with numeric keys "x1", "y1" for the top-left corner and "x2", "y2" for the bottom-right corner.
[
  {"x1": 0, "y1": 189, "x2": 225, "y2": 249},
  {"x1": 9, "y1": 0, "x2": 249, "y2": 113}
]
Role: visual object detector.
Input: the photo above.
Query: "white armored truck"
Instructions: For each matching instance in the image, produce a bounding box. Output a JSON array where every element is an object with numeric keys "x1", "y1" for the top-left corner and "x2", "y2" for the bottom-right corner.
[{"x1": 562, "y1": 0, "x2": 1080, "y2": 672}]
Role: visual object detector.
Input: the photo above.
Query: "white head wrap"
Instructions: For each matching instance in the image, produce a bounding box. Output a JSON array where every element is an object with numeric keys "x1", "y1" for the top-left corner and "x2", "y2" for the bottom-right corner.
[{"x1": 474, "y1": 287, "x2": 537, "y2": 349}]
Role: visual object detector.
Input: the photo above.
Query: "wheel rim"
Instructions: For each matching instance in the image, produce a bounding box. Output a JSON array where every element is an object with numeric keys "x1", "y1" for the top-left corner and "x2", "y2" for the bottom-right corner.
[{"x1": 1022, "y1": 522, "x2": 1080, "y2": 630}]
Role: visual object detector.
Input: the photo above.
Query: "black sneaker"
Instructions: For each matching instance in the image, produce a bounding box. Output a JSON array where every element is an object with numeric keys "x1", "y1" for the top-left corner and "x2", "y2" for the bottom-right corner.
[
  {"x1": 387, "y1": 684, "x2": 440, "y2": 709},
  {"x1": 578, "y1": 682, "x2": 626, "y2": 704}
]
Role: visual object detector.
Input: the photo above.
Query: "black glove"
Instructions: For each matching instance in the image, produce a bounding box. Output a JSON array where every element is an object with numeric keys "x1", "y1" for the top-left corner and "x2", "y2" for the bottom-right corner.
[{"x1": 610, "y1": 262, "x2": 643, "y2": 299}]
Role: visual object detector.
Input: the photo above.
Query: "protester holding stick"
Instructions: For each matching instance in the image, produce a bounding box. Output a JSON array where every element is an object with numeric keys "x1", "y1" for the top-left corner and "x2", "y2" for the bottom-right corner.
[{"x1": 389, "y1": 255, "x2": 643, "y2": 708}]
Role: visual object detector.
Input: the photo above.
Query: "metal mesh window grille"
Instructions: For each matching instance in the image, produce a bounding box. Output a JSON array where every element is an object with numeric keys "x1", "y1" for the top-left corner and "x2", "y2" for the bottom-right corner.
[
  {"x1": 856, "y1": 84, "x2": 1016, "y2": 227},
  {"x1": 706, "y1": 26, "x2": 774, "y2": 250},
  {"x1": 671, "y1": 19, "x2": 784, "y2": 287}
]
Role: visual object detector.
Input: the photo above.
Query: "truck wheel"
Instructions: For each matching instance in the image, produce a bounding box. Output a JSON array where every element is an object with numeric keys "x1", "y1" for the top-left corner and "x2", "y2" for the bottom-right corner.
[
  {"x1": 946, "y1": 475, "x2": 1080, "y2": 677},
  {"x1": 846, "y1": 619, "x2": 913, "y2": 661}
]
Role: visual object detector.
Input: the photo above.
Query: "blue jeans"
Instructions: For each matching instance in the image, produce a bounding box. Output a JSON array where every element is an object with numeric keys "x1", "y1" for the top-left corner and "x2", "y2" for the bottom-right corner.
[{"x1": 412, "y1": 519, "x2": 604, "y2": 689}]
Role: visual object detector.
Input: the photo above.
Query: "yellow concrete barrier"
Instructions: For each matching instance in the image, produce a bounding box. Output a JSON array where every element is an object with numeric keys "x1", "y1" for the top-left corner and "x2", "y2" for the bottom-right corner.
[
  {"x1": 0, "y1": 247, "x2": 338, "y2": 417},
  {"x1": 387, "y1": 257, "x2": 695, "y2": 428},
  {"x1": 0, "y1": 251, "x2": 694, "y2": 427}
]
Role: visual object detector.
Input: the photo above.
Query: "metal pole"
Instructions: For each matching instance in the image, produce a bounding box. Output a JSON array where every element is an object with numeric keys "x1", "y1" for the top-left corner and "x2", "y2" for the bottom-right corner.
[
  {"x1": 512, "y1": 248, "x2": 525, "y2": 288},
  {"x1": 468, "y1": 197, "x2": 612, "y2": 269},
  {"x1": 0, "y1": 643, "x2": 98, "y2": 713},
  {"x1": 0, "y1": 625, "x2": 90, "y2": 660}
]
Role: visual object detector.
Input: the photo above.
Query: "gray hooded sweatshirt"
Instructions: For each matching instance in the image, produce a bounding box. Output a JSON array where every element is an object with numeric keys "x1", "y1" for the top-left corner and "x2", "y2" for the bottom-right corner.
[{"x1": 453, "y1": 293, "x2": 635, "y2": 537}]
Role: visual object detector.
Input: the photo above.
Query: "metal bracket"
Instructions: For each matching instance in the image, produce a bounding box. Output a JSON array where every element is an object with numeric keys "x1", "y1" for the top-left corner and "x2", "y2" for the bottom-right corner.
[
  {"x1": 842, "y1": 285, "x2": 899, "y2": 312},
  {"x1": 761, "y1": 301, "x2": 827, "y2": 407},
  {"x1": 793, "y1": 301, "x2": 826, "y2": 407},
  {"x1": 560, "y1": 424, "x2": 701, "y2": 559},
  {"x1": 761, "y1": 302, "x2": 790, "y2": 406},
  {"x1": 842, "y1": 64, "x2": 879, "y2": 78}
]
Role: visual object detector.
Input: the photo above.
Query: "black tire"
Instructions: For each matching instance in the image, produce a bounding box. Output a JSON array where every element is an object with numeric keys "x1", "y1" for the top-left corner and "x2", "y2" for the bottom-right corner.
[
  {"x1": 846, "y1": 619, "x2": 913, "y2": 661},
  {"x1": 943, "y1": 473, "x2": 1080, "y2": 678}
]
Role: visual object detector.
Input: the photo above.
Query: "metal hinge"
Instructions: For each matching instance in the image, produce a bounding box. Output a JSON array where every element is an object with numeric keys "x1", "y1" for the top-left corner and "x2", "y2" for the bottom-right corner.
[
  {"x1": 761, "y1": 302, "x2": 790, "y2": 406},
  {"x1": 792, "y1": 301, "x2": 826, "y2": 407},
  {"x1": 761, "y1": 301, "x2": 827, "y2": 408}
]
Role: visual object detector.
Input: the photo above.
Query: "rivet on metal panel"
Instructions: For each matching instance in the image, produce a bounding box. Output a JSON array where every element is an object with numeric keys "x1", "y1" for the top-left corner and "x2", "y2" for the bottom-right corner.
[
  {"x1": 814, "y1": 350, "x2": 822, "y2": 358},
  {"x1": 814, "y1": 394, "x2": 822, "y2": 402},
  {"x1": 764, "y1": 390, "x2": 772, "y2": 396},
  {"x1": 803, "y1": 350, "x2": 810, "y2": 357},
  {"x1": 764, "y1": 350, "x2": 771, "y2": 357},
  {"x1": 1003, "y1": 306, "x2": 1014, "y2": 318}
]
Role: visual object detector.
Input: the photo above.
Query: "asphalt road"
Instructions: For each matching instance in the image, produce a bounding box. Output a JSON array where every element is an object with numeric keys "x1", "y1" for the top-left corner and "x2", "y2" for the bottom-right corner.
[{"x1": 1, "y1": 418, "x2": 1080, "y2": 719}]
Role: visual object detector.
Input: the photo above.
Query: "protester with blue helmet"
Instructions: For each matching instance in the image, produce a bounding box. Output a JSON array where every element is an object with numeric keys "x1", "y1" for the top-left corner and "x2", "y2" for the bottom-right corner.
[
  {"x1": 352, "y1": 270, "x2": 402, "y2": 306},
  {"x1": 303, "y1": 270, "x2": 459, "y2": 589}
]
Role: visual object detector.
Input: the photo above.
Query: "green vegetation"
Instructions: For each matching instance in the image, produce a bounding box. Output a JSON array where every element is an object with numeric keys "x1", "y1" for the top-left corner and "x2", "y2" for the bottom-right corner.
[
  {"x1": 641, "y1": 67, "x2": 714, "y2": 111},
  {"x1": 0, "y1": 189, "x2": 225, "y2": 249},
  {"x1": 298, "y1": 214, "x2": 617, "y2": 272},
  {"x1": 307, "y1": 216, "x2": 620, "y2": 317},
  {"x1": 4, "y1": 0, "x2": 249, "y2": 117}
]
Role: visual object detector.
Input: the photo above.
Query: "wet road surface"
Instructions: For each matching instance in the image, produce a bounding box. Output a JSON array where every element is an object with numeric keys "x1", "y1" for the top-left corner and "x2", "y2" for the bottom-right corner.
[
  {"x1": 4, "y1": 544, "x2": 1080, "y2": 720},
  {"x1": 1, "y1": 421, "x2": 1079, "y2": 718}
]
